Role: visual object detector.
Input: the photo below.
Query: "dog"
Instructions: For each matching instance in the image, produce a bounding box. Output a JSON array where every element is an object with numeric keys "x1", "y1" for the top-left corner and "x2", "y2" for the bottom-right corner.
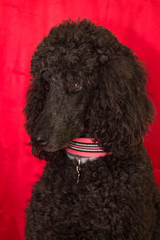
[{"x1": 24, "y1": 19, "x2": 160, "y2": 239}]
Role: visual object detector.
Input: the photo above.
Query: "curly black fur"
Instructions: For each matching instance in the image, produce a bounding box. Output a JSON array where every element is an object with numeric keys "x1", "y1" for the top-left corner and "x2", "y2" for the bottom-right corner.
[{"x1": 24, "y1": 19, "x2": 160, "y2": 239}]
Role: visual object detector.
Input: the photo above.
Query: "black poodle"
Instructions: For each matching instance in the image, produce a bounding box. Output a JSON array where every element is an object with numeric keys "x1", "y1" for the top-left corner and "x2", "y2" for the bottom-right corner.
[{"x1": 24, "y1": 19, "x2": 160, "y2": 239}]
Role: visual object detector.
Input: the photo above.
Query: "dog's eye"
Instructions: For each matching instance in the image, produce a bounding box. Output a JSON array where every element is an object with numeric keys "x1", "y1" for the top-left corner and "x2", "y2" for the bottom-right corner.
[
  {"x1": 69, "y1": 83, "x2": 82, "y2": 93},
  {"x1": 44, "y1": 82, "x2": 49, "y2": 92}
]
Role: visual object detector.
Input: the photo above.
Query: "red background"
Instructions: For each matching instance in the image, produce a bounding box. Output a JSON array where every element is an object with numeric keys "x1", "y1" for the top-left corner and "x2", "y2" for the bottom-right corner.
[{"x1": 0, "y1": 0, "x2": 160, "y2": 239}]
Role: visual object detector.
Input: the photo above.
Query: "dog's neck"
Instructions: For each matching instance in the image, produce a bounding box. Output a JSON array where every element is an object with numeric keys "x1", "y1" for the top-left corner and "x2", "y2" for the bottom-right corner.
[
  {"x1": 65, "y1": 138, "x2": 112, "y2": 183},
  {"x1": 65, "y1": 138, "x2": 112, "y2": 164}
]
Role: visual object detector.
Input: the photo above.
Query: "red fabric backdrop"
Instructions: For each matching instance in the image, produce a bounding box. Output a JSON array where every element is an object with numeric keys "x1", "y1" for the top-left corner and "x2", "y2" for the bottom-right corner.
[{"x1": 0, "y1": 0, "x2": 160, "y2": 239}]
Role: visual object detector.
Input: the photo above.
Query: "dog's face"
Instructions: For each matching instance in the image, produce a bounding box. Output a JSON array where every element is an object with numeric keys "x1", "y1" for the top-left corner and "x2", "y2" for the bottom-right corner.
[
  {"x1": 30, "y1": 71, "x2": 95, "y2": 153},
  {"x1": 25, "y1": 19, "x2": 154, "y2": 159},
  {"x1": 25, "y1": 20, "x2": 102, "y2": 154}
]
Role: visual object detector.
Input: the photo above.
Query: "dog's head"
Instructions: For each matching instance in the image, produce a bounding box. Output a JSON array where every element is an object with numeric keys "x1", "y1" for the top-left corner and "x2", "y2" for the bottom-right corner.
[{"x1": 24, "y1": 19, "x2": 154, "y2": 160}]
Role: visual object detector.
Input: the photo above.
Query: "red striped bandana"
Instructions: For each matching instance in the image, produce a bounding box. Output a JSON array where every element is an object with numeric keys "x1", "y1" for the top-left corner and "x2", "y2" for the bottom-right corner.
[{"x1": 65, "y1": 138, "x2": 112, "y2": 158}]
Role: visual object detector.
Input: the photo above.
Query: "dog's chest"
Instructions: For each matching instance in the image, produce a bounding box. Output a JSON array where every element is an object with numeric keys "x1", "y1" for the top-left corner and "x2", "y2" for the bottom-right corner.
[
  {"x1": 31, "y1": 154, "x2": 154, "y2": 239},
  {"x1": 44, "y1": 158, "x2": 114, "y2": 225}
]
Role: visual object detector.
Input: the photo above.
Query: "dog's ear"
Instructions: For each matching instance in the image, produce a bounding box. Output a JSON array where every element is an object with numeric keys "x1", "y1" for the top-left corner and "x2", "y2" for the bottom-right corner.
[
  {"x1": 24, "y1": 79, "x2": 46, "y2": 136},
  {"x1": 88, "y1": 46, "x2": 154, "y2": 157}
]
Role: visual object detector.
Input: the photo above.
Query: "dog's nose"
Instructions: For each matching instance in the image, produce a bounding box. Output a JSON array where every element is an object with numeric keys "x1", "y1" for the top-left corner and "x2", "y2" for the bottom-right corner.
[{"x1": 31, "y1": 134, "x2": 48, "y2": 146}]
